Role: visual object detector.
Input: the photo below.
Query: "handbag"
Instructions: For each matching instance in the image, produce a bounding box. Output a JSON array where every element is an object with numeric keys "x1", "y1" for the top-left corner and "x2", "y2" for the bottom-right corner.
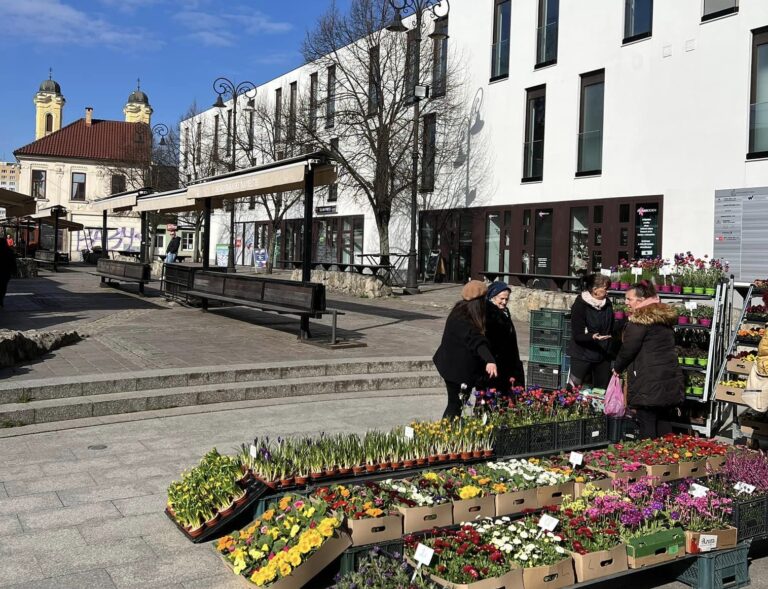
[{"x1": 604, "y1": 374, "x2": 626, "y2": 417}]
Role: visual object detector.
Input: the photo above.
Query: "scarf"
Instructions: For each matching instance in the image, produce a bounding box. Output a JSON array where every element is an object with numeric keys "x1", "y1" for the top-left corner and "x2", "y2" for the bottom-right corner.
[{"x1": 581, "y1": 290, "x2": 607, "y2": 310}]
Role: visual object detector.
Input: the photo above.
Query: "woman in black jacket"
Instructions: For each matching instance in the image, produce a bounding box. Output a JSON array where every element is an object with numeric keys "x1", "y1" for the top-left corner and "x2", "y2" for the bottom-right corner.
[
  {"x1": 485, "y1": 282, "x2": 525, "y2": 391},
  {"x1": 0, "y1": 239, "x2": 17, "y2": 308},
  {"x1": 613, "y1": 281, "x2": 684, "y2": 439},
  {"x1": 433, "y1": 280, "x2": 498, "y2": 418},
  {"x1": 567, "y1": 274, "x2": 614, "y2": 389}
]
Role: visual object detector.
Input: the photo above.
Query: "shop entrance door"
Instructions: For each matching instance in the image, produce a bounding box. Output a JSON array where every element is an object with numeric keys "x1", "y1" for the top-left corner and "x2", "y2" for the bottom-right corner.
[{"x1": 534, "y1": 208, "x2": 553, "y2": 273}]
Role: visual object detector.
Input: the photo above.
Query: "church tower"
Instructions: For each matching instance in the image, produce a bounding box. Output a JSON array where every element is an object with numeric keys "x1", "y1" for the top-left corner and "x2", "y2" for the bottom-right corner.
[
  {"x1": 123, "y1": 79, "x2": 152, "y2": 124},
  {"x1": 34, "y1": 69, "x2": 65, "y2": 139}
]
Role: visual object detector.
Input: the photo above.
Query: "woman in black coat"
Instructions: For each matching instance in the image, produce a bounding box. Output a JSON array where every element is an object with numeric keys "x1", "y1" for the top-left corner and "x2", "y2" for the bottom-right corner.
[
  {"x1": 613, "y1": 281, "x2": 684, "y2": 439},
  {"x1": 567, "y1": 274, "x2": 614, "y2": 389},
  {"x1": 0, "y1": 239, "x2": 17, "y2": 308},
  {"x1": 485, "y1": 282, "x2": 525, "y2": 391},
  {"x1": 433, "y1": 280, "x2": 498, "y2": 418}
]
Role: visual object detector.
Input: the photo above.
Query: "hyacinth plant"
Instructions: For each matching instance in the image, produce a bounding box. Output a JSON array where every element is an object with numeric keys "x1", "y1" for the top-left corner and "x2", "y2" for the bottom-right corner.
[{"x1": 709, "y1": 447, "x2": 768, "y2": 497}]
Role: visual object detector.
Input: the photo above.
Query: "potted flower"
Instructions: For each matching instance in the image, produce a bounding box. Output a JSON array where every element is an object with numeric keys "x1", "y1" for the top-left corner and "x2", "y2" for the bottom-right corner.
[
  {"x1": 686, "y1": 374, "x2": 705, "y2": 397},
  {"x1": 682, "y1": 348, "x2": 698, "y2": 366},
  {"x1": 333, "y1": 550, "x2": 438, "y2": 589},
  {"x1": 378, "y1": 475, "x2": 454, "y2": 533},
  {"x1": 694, "y1": 305, "x2": 714, "y2": 328},
  {"x1": 670, "y1": 481, "x2": 736, "y2": 554},
  {"x1": 613, "y1": 302, "x2": 628, "y2": 321},
  {"x1": 676, "y1": 305, "x2": 690, "y2": 325}
]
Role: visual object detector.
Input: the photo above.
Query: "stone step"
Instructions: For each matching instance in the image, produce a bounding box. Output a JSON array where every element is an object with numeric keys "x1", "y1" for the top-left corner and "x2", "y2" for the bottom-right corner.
[
  {"x1": 0, "y1": 371, "x2": 442, "y2": 427},
  {"x1": 0, "y1": 357, "x2": 435, "y2": 404}
]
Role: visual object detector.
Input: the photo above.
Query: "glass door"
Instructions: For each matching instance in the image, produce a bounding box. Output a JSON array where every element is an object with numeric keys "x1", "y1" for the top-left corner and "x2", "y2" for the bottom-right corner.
[
  {"x1": 534, "y1": 208, "x2": 553, "y2": 273},
  {"x1": 568, "y1": 206, "x2": 589, "y2": 275}
]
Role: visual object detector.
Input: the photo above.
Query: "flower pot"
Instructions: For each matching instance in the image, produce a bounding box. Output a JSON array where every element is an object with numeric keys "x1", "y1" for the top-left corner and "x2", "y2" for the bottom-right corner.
[
  {"x1": 685, "y1": 386, "x2": 693, "y2": 395},
  {"x1": 684, "y1": 357, "x2": 696, "y2": 365},
  {"x1": 338, "y1": 468, "x2": 351, "y2": 476},
  {"x1": 218, "y1": 503, "x2": 235, "y2": 518},
  {"x1": 415, "y1": 458, "x2": 427, "y2": 466},
  {"x1": 699, "y1": 318, "x2": 712, "y2": 327},
  {"x1": 310, "y1": 471, "x2": 323, "y2": 480},
  {"x1": 205, "y1": 512, "x2": 221, "y2": 528},
  {"x1": 427, "y1": 455, "x2": 438, "y2": 464},
  {"x1": 677, "y1": 316, "x2": 689, "y2": 325},
  {"x1": 610, "y1": 281, "x2": 620, "y2": 290},
  {"x1": 694, "y1": 287, "x2": 706, "y2": 295},
  {"x1": 323, "y1": 468, "x2": 337, "y2": 477},
  {"x1": 690, "y1": 386, "x2": 705, "y2": 397},
  {"x1": 295, "y1": 475, "x2": 309, "y2": 485},
  {"x1": 352, "y1": 465, "x2": 365, "y2": 475},
  {"x1": 614, "y1": 311, "x2": 626, "y2": 320},
  {"x1": 705, "y1": 287, "x2": 716, "y2": 296},
  {"x1": 472, "y1": 450, "x2": 482, "y2": 458},
  {"x1": 365, "y1": 464, "x2": 378, "y2": 473},
  {"x1": 438, "y1": 453, "x2": 449, "y2": 462},
  {"x1": 448, "y1": 453, "x2": 460, "y2": 461},
  {"x1": 659, "y1": 284, "x2": 672, "y2": 293},
  {"x1": 460, "y1": 451, "x2": 472, "y2": 461},
  {"x1": 234, "y1": 491, "x2": 249, "y2": 507},
  {"x1": 390, "y1": 460, "x2": 402, "y2": 470},
  {"x1": 620, "y1": 282, "x2": 631, "y2": 291},
  {"x1": 186, "y1": 523, "x2": 205, "y2": 538},
  {"x1": 401, "y1": 459, "x2": 415, "y2": 469},
  {"x1": 264, "y1": 480, "x2": 278, "y2": 490},
  {"x1": 482, "y1": 449, "x2": 494, "y2": 458},
  {"x1": 696, "y1": 357, "x2": 708, "y2": 367},
  {"x1": 683, "y1": 286, "x2": 694, "y2": 294},
  {"x1": 678, "y1": 357, "x2": 684, "y2": 364},
  {"x1": 279, "y1": 477, "x2": 295, "y2": 488}
]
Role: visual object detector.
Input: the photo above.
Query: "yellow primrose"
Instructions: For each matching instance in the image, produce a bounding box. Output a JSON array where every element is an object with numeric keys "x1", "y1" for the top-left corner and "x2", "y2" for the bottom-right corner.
[
  {"x1": 290, "y1": 524, "x2": 300, "y2": 538},
  {"x1": 459, "y1": 485, "x2": 482, "y2": 500}
]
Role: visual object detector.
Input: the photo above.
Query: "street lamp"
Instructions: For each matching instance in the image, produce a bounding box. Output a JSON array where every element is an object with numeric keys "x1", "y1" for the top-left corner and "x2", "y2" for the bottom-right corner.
[
  {"x1": 387, "y1": 0, "x2": 450, "y2": 294},
  {"x1": 152, "y1": 123, "x2": 169, "y2": 147},
  {"x1": 452, "y1": 88, "x2": 484, "y2": 207},
  {"x1": 212, "y1": 77, "x2": 256, "y2": 272}
]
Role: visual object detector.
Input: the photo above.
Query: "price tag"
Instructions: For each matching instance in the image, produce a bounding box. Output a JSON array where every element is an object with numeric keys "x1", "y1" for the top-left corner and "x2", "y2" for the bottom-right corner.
[
  {"x1": 591, "y1": 430, "x2": 601, "y2": 438},
  {"x1": 698, "y1": 534, "x2": 718, "y2": 552},
  {"x1": 538, "y1": 514, "x2": 559, "y2": 532},
  {"x1": 600, "y1": 268, "x2": 612, "y2": 277},
  {"x1": 404, "y1": 426, "x2": 415, "y2": 440},
  {"x1": 631, "y1": 267, "x2": 643, "y2": 276},
  {"x1": 689, "y1": 483, "x2": 709, "y2": 498},
  {"x1": 685, "y1": 301, "x2": 698, "y2": 311},
  {"x1": 569, "y1": 451, "x2": 584, "y2": 467},
  {"x1": 735, "y1": 482, "x2": 756, "y2": 495},
  {"x1": 250, "y1": 444, "x2": 258, "y2": 458},
  {"x1": 482, "y1": 413, "x2": 488, "y2": 425}
]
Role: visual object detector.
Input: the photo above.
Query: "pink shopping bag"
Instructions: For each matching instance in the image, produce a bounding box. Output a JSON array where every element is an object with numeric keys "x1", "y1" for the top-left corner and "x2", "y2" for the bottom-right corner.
[{"x1": 604, "y1": 374, "x2": 626, "y2": 417}]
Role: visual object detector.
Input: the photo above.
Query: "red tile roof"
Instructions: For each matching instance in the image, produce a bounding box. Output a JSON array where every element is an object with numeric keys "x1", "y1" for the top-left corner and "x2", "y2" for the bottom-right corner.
[{"x1": 14, "y1": 119, "x2": 151, "y2": 164}]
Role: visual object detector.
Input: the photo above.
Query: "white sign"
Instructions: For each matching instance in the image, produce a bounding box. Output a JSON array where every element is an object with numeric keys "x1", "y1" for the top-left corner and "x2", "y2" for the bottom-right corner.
[
  {"x1": 569, "y1": 451, "x2": 584, "y2": 467},
  {"x1": 685, "y1": 301, "x2": 698, "y2": 311},
  {"x1": 538, "y1": 514, "x2": 560, "y2": 532},
  {"x1": 689, "y1": 483, "x2": 709, "y2": 498},
  {"x1": 631, "y1": 267, "x2": 643, "y2": 276},
  {"x1": 591, "y1": 430, "x2": 601, "y2": 438},
  {"x1": 600, "y1": 268, "x2": 612, "y2": 277},
  {"x1": 404, "y1": 426, "x2": 415, "y2": 440},
  {"x1": 698, "y1": 534, "x2": 718, "y2": 552},
  {"x1": 735, "y1": 482, "x2": 756, "y2": 495},
  {"x1": 659, "y1": 266, "x2": 672, "y2": 276},
  {"x1": 414, "y1": 543, "x2": 434, "y2": 566},
  {"x1": 481, "y1": 413, "x2": 488, "y2": 425},
  {"x1": 250, "y1": 444, "x2": 258, "y2": 458}
]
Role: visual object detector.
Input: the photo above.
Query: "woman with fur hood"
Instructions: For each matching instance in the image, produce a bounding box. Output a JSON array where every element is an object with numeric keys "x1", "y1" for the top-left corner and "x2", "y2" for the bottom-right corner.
[{"x1": 613, "y1": 280, "x2": 684, "y2": 439}]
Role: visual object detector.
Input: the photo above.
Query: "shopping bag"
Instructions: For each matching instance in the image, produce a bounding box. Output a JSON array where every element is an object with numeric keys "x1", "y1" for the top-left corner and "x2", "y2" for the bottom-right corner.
[{"x1": 604, "y1": 374, "x2": 626, "y2": 417}]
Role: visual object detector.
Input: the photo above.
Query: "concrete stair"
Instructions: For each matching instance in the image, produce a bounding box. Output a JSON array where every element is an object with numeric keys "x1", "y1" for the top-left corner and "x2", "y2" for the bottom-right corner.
[{"x1": 0, "y1": 357, "x2": 441, "y2": 428}]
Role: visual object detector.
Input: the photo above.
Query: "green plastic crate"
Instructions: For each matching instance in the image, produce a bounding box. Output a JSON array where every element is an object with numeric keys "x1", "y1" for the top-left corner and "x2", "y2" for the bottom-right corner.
[
  {"x1": 529, "y1": 344, "x2": 563, "y2": 365},
  {"x1": 626, "y1": 527, "x2": 685, "y2": 559},
  {"x1": 530, "y1": 309, "x2": 568, "y2": 330},
  {"x1": 530, "y1": 327, "x2": 564, "y2": 346},
  {"x1": 676, "y1": 544, "x2": 750, "y2": 589}
]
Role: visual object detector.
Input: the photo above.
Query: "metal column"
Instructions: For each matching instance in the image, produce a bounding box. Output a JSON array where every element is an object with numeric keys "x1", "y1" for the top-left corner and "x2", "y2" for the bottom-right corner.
[
  {"x1": 299, "y1": 164, "x2": 315, "y2": 339},
  {"x1": 52, "y1": 210, "x2": 60, "y2": 272},
  {"x1": 101, "y1": 210, "x2": 108, "y2": 283}
]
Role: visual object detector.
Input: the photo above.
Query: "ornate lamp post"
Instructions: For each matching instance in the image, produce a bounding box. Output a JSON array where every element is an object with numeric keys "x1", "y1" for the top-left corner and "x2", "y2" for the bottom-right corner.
[
  {"x1": 213, "y1": 77, "x2": 256, "y2": 272},
  {"x1": 387, "y1": 0, "x2": 449, "y2": 294},
  {"x1": 152, "y1": 123, "x2": 169, "y2": 147}
]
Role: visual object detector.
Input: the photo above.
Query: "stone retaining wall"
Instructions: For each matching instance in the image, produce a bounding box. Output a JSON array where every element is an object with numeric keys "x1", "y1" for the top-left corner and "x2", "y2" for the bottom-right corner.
[
  {"x1": 0, "y1": 329, "x2": 82, "y2": 367},
  {"x1": 507, "y1": 286, "x2": 576, "y2": 323},
  {"x1": 290, "y1": 269, "x2": 392, "y2": 298}
]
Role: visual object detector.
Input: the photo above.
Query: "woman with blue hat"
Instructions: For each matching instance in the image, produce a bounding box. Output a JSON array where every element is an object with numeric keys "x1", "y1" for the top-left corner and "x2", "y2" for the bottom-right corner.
[{"x1": 484, "y1": 281, "x2": 525, "y2": 391}]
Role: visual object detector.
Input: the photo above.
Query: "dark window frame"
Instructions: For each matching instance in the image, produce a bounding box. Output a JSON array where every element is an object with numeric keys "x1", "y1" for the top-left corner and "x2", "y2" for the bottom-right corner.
[
  {"x1": 491, "y1": 0, "x2": 511, "y2": 82},
  {"x1": 225, "y1": 109, "x2": 232, "y2": 157},
  {"x1": 576, "y1": 69, "x2": 605, "y2": 177},
  {"x1": 183, "y1": 125, "x2": 189, "y2": 168},
  {"x1": 195, "y1": 121, "x2": 202, "y2": 166},
  {"x1": 702, "y1": 0, "x2": 738, "y2": 23},
  {"x1": 288, "y1": 81, "x2": 297, "y2": 142},
  {"x1": 275, "y1": 87, "x2": 283, "y2": 144},
  {"x1": 110, "y1": 174, "x2": 126, "y2": 195},
  {"x1": 535, "y1": 0, "x2": 559, "y2": 69},
  {"x1": 70, "y1": 172, "x2": 86, "y2": 201},
  {"x1": 213, "y1": 114, "x2": 220, "y2": 161},
  {"x1": 522, "y1": 84, "x2": 546, "y2": 183},
  {"x1": 623, "y1": 0, "x2": 653, "y2": 45},
  {"x1": 31, "y1": 169, "x2": 46, "y2": 199},
  {"x1": 248, "y1": 110, "x2": 254, "y2": 152},
  {"x1": 45, "y1": 113, "x2": 53, "y2": 133},
  {"x1": 326, "y1": 65, "x2": 336, "y2": 129},
  {"x1": 328, "y1": 137, "x2": 339, "y2": 202},
  {"x1": 748, "y1": 26, "x2": 768, "y2": 159},
  {"x1": 309, "y1": 72, "x2": 318, "y2": 132}
]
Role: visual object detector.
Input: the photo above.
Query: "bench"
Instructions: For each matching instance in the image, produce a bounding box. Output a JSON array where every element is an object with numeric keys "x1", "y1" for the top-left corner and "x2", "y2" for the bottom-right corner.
[
  {"x1": 34, "y1": 250, "x2": 68, "y2": 268},
  {"x1": 96, "y1": 258, "x2": 152, "y2": 294},
  {"x1": 185, "y1": 271, "x2": 344, "y2": 341},
  {"x1": 161, "y1": 263, "x2": 226, "y2": 303}
]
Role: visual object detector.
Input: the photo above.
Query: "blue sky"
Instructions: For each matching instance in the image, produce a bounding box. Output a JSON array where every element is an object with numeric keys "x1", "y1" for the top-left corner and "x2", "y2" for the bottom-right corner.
[{"x1": 0, "y1": 0, "x2": 350, "y2": 161}]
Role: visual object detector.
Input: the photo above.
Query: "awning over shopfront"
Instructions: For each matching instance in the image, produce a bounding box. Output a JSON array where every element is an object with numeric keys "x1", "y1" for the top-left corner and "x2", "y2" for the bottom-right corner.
[
  {"x1": 0, "y1": 188, "x2": 36, "y2": 218},
  {"x1": 32, "y1": 214, "x2": 84, "y2": 232},
  {"x1": 134, "y1": 189, "x2": 199, "y2": 213},
  {"x1": 90, "y1": 190, "x2": 143, "y2": 213}
]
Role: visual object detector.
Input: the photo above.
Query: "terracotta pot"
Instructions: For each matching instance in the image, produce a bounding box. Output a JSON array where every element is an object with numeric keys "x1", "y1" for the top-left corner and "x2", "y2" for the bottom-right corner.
[
  {"x1": 427, "y1": 455, "x2": 438, "y2": 464},
  {"x1": 338, "y1": 468, "x2": 352, "y2": 475},
  {"x1": 323, "y1": 468, "x2": 337, "y2": 477},
  {"x1": 379, "y1": 461, "x2": 391, "y2": 470},
  {"x1": 449, "y1": 453, "x2": 460, "y2": 461},
  {"x1": 438, "y1": 453, "x2": 449, "y2": 462},
  {"x1": 365, "y1": 464, "x2": 378, "y2": 473},
  {"x1": 187, "y1": 524, "x2": 205, "y2": 538},
  {"x1": 472, "y1": 450, "x2": 482, "y2": 458},
  {"x1": 205, "y1": 513, "x2": 220, "y2": 528},
  {"x1": 279, "y1": 477, "x2": 295, "y2": 488},
  {"x1": 402, "y1": 459, "x2": 415, "y2": 469},
  {"x1": 482, "y1": 450, "x2": 494, "y2": 458},
  {"x1": 310, "y1": 471, "x2": 323, "y2": 480},
  {"x1": 166, "y1": 506, "x2": 176, "y2": 518},
  {"x1": 390, "y1": 460, "x2": 402, "y2": 470},
  {"x1": 264, "y1": 480, "x2": 278, "y2": 490},
  {"x1": 234, "y1": 492, "x2": 249, "y2": 507},
  {"x1": 218, "y1": 503, "x2": 235, "y2": 518},
  {"x1": 460, "y1": 452, "x2": 472, "y2": 461},
  {"x1": 415, "y1": 458, "x2": 427, "y2": 466},
  {"x1": 295, "y1": 476, "x2": 308, "y2": 485},
  {"x1": 352, "y1": 465, "x2": 365, "y2": 475}
]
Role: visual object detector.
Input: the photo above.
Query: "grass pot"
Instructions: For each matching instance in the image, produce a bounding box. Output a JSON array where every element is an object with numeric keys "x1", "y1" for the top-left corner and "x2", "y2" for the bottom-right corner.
[
  {"x1": 705, "y1": 287, "x2": 717, "y2": 296},
  {"x1": 620, "y1": 282, "x2": 631, "y2": 291},
  {"x1": 570, "y1": 545, "x2": 628, "y2": 582},
  {"x1": 684, "y1": 357, "x2": 696, "y2": 365},
  {"x1": 690, "y1": 386, "x2": 705, "y2": 397},
  {"x1": 672, "y1": 285, "x2": 683, "y2": 294},
  {"x1": 678, "y1": 357, "x2": 684, "y2": 365},
  {"x1": 218, "y1": 503, "x2": 235, "y2": 518},
  {"x1": 697, "y1": 357, "x2": 709, "y2": 366},
  {"x1": 685, "y1": 527, "x2": 738, "y2": 554},
  {"x1": 699, "y1": 318, "x2": 712, "y2": 327},
  {"x1": 659, "y1": 284, "x2": 672, "y2": 293},
  {"x1": 610, "y1": 281, "x2": 620, "y2": 290},
  {"x1": 233, "y1": 491, "x2": 249, "y2": 507},
  {"x1": 683, "y1": 287, "x2": 694, "y2": 294},
  {"x1": 186, "y1": 523, "x2": 205, "y2": 538},
  {"x1": 694, "y1": 287, "x2": 706, "y2": 295},
  {"x1": 626, "y1": 527, "x2": 685, "y2": 568}
]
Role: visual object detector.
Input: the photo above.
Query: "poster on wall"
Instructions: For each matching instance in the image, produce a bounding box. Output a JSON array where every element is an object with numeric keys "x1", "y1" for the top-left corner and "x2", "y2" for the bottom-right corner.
[
  {"x1": 634, "y1": 204, "x2": 659, "y2": 259},
  {"x1": 254, "y1": 248, "x2": 268, "y2": 269},
  {"x1": 215, "y1": 244, "x2": 228, "y2": 267}
]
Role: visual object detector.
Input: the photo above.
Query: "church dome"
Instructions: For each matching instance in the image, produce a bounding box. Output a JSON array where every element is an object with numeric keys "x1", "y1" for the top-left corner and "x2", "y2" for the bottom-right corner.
[
  {"x1": 39, "y1": 79, "x2": 61, "y2": 94},
  {"x1": 127, "y1": 89, "x2": 149, "y2": 105}
]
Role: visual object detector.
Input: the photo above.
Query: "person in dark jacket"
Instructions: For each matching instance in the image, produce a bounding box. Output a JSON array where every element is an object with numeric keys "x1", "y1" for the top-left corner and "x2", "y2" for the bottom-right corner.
[
  {"x1": 613, "y1": 281, "x2": 684, "y2": 439},
  {"x1": 485, "y1": 282, "x2": 525, "y2": 392},
  {"x1": 165, "y1": 229, "x2": 181, "y2": 263},
  {"x1": 0, "y1": 239, "x2": 17, "y2": 308},
  {"x1": 433, "y1": 280, "x2": 498, "y2": 418},
  {"x1": 567, "y1": 274, "x2": 614, "y2": 389}
]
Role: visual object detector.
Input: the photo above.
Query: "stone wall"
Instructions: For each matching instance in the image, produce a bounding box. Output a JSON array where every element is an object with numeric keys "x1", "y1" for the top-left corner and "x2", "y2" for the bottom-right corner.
[
  {"x1": 507, "y1": 286, "x2": 576, "y2": 323},
  {"x1": 0, "y1": 329, "x2": 82, "y2": 367},
  {"x1": 290, "y1": 269, "x2": 392, "y2": 298}
]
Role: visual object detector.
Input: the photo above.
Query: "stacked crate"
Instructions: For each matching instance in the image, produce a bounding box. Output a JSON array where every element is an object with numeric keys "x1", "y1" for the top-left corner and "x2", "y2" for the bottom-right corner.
[{"x1": 528, "y1": 309, "x2": 571, "y2": 389}]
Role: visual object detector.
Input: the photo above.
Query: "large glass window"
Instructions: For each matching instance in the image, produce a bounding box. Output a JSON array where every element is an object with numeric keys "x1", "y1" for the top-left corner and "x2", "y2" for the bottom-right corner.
[
  {"x1": 491, "y1": 0, "x2": 511, "y2": 80},
  {"x1": 326, "y1": 65, "x2": 336, "y2": 128},
  {"x1": 568, "y1": 207, "x2": 589, "y2": 275},
  {"x1": 749, "y1": 27, "x2": 768, "y2": 158},
  {"x1": 523, "y1": 85, "x2": 546, "y2": 181},
  {"x1": 328, "y1": 138, "x2": 339, "y2": 202},
  {"x1": 534, "y1": 208, "x2": 553, "y2": 274},
  {"x1": 288, "y1": 81, "x2": 297, "y2": 142},
  {"x1": 536, "y1": 0, "x2": 559, "y2": 67},
  {"x1": 485, "y1": 213, "x2": 502, "y2": 273},
  {"x1": 624, "y1": 0, "x2": 653, "y2": 43},
  {"x1": 31, "y1": 170, "x2": 46, "y2": 199},
  {"x1": 421, "y1": 114, "x2": 437, "y2": 192},
  {"x1": 577, "y1": 70, "x2": 605, "y2": 175},
  {"x1": 309, "y1": 73, "x2": 318, "y2": 132},
  {"x1": 274, "y1": 88, "x2": 283, "y2": 144},
  {"x1": 71, "y1": 172, "x2": 86, "y2": 201},
  {"x1": 111, "y1": 174, "x2": 126, "y2": 195},
  {"x1": 368, "y1": 45, "x2": 381, "y2": 115},
  {"x1": 213, "y1": 114, "x2": 220, "y2": 161},
  {"x1": 432, "y1": 16, "x2": 448, "y2": 97},
  {"x1": 702, "y1": 0, "x2": 738, "y2": 22}
]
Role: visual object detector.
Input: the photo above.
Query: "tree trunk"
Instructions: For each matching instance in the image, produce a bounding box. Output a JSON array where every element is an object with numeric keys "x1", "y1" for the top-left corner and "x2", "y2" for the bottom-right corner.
[
  {"x1": 265, "y1": 227, "x2": 277, "y2": 274},
  {"x1": 376, "y1": 211, "x2": 391, "y2": 266},
  {"x1": 193, "y1": 215, "x2": 202, "y2": 263}
]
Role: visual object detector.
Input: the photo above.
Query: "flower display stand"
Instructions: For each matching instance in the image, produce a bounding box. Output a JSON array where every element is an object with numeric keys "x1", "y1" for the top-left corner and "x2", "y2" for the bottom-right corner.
[
  {"x1": 346, "y1": 513, "x2": 403, "y2": 546},
  {"x1": 684, "y1": 528, "x2": 738, "y2": 554},
  {"x1": 493, "y1": 416, "x2": 609, "y2": 458},
  {"x1": 570, "y1": 545, "x2": 628, "y2": 582},
  {"x1": 452, "y1": 495, "x2": 496, "y2": 525},
  {"x1": 675, "y1": 543, "x2": 750, "y2": 589},
  {"x1": 625, "y1": 527, "x2": 685, "y2": 568},
  {"x1": 396, "y1": 503, "x2": 453, "y2": 533},
  {"x1": 521, "y1": 557, "x2": 575, "y2": 589}
]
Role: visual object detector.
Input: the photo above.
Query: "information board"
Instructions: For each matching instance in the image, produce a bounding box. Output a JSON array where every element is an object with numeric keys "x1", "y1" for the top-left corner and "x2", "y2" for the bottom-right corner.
[
  {"x1": 634, "y1": 204, "x2": 659, "y2": 259},
  {"x1": 714, "y1": 187, "x2": 768, "y2": 282}
]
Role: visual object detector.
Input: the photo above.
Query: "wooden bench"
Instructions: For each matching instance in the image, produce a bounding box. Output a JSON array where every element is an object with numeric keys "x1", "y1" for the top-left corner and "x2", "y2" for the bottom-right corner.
[
  {"x1": 161, "y1": 263, "x2": 226, "y2": 303},
  {"x1": 96, "y1": 258, "x2": 151, "y2": 294},
  {"x1": 185, "y1": 271, "x2": 343, "y2": 341}
]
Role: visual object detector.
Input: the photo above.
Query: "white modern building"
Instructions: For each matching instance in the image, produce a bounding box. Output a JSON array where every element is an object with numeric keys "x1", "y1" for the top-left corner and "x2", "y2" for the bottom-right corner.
[{"x1": 184, "y1": 0, "x2": 768, "y2": 282}]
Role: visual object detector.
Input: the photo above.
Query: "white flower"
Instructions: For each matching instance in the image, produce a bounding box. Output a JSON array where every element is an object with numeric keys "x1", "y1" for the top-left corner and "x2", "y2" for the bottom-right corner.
[{"x1": 555, "y1": 546, "x2": 565, "y2": 554}]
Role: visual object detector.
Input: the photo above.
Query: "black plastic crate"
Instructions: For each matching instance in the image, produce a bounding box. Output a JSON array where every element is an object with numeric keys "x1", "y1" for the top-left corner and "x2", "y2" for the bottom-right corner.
[
  {"x1": 527, "y1": 362, "x2": 561, "y2": 390},
  {"x1": 607, "y1": 416, "x2": 640, "y2": 442},
  {"x1": 582, "y1": 415, "x2": 609, "y2": 445},
  {"x1": 494, "y1": 424, "x2": 530, "y2": 457},
  {"x1": 556, "y1": 419, "x2": 583, "y2": 449},
  {"x1": 675, "y1": 543, "x2": 750, "y2": 589},
  {"x1": 339, "y1": 540, "x2": 405, "y2": 575},
  {"x1": 529, "y1": 422, "x2": 557, "y2": 453},
  {"x1": 530, "y1": 327, "x2": 564, "y2": 347},
  {"x1": 731, "y1": 495, "x2": 768, "y2": 541}
]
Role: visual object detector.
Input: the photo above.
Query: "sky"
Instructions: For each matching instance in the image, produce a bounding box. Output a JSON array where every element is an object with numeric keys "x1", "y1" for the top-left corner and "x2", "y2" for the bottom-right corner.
[{"x1": 0, "y1": 0, "x2": 351, "y2": 161}]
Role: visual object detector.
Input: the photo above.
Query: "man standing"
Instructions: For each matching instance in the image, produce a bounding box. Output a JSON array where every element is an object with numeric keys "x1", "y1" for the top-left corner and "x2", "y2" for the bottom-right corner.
[{"x1": 165, "y1": 229, "x2": 181, "y2": 263}]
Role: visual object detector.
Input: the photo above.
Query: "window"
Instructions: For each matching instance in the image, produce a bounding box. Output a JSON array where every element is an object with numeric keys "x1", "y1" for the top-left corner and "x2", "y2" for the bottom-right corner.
[
  {"x1": 309, "y1": 73, "x2": 318, "y2": 132},
  {"x1": 624, "y1": 0, "x2": 653, "y2": 43},
  {"x1": 523, "y1": 85, "x2": 546, "y2": 182},
  {"x1": 568, "y1": 207, "x2": 589, "y2": 275},
  {"x1": 31, "y1": 170, "x2": 46, "y2": 199},
  {"x1": 111, "y1": 174, "x2": 126, "y2": 195},
  {"x1": 405, "y1": 28, "x2": 419, "y2": 101},
  {"x1": 248, "y1": 110, "x2": 254, "y2": 152},
  {"x1": 577, "y1": 69, "x2": 605, "y2": 175},
  {"x1": 702, "y1": 0, "x2": 738, "y2": 22},
  {"x1": 326, "y1": 65, "x2": 336, "y2": 128},
  {"x1": 45, "y1": 113, "x2": 53, "y2": 133},
  {"x1": 749, "y1": 27, "x2": 768, "y2": 158},
  {"x1": 195, "y1": 121, "x2": 202, "y2": 166},
  {"x1": 329, "y1": 138, "x2": 339, "y2": 202},
  {"x1": 432, "y1": 16, "x2": 449, "y2": 98},
  {"x1": 288, "y1": 81, "x2": 297, "y2": 142},
  {"x1": 249, "y1": 195, "x2": 256, "y2": 210},
  {"x1": 213, "y1": 114, "x2": 220, "y2": 161},
  {"x1": 420, "y1": 114, "x2": 437, "y2": 192},
  {"x1": 368, "y1": 45, "x2": 381, "y2": 115},
  {"x1": 536, "y1": 0, "x2": 559, "y2": 68},
  {"x1": 225, "y1": 110, "x2": 232, "y2": 157},
  {"x1": 183, "y1": 125, "x2": 189, "y2": 168},
  {"x1": 71, "y1": 172, "x2": 86, "y2": 201},
  {"x1": 182, "y1": 232, "x2": 194, "y2": 250},
  {"x1": 275, "y1": 88, "x2": 283, "y2": 143},
  {"x1": 491, "y1": 0, "x2": 511, "y2": 80},
  {"x1": 155, "y1": 232, "x2": 165, "y2": 249}
]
